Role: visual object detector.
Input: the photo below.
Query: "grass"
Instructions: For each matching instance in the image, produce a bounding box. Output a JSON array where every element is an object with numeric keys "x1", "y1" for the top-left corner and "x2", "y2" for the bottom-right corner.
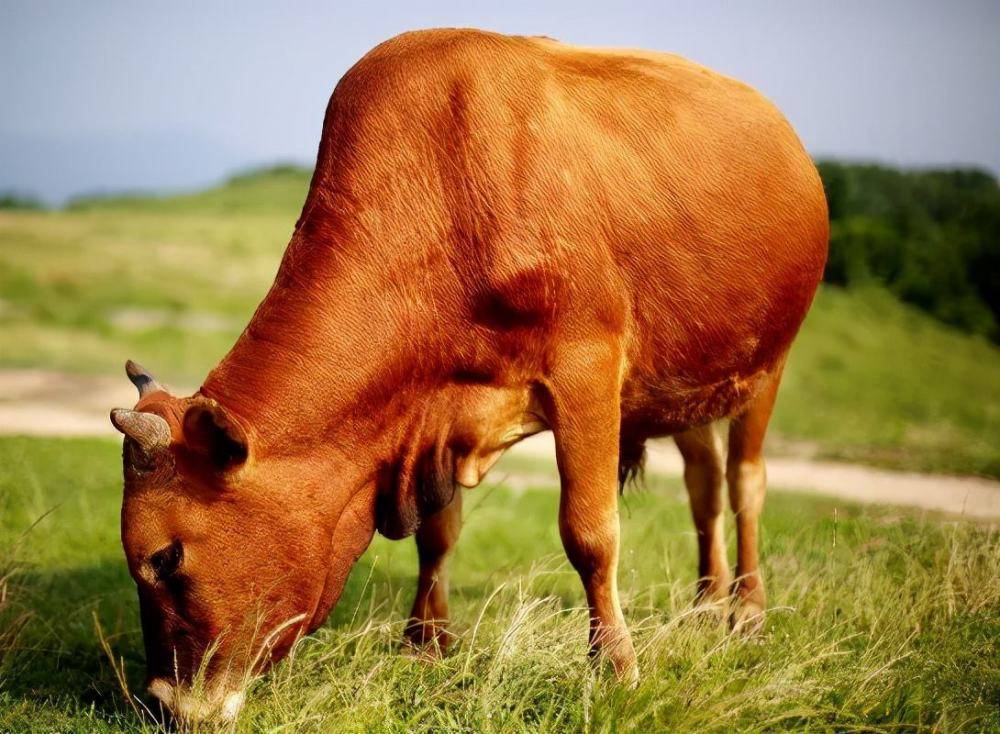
[
  {"x1": 2, "y1": 166, "x2": 999, "y2": 476},
  {"x1": 777, "y1": 286, "x2": 1000, "y2": 477},
  {"x1": 0, "y1": 209, "x2": 291, "y2": 378},
  {"x1": 0, "y1": 435, "x2": 997, "y2": 732}
]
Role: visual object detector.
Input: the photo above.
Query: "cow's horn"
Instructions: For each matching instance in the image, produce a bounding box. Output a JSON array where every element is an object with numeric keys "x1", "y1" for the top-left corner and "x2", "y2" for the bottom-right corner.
[
  {"x1": 110, "y1": 408, "x2": 172, "y2": 453},
  {"x1": 125, "y1": 360, "x2": 163, "y2": 397}
]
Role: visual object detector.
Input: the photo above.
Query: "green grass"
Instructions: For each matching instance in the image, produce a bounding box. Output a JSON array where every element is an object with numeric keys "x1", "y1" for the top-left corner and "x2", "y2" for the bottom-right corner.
[
  {"x1": 1, "y1": 167, "x2": 999, "y2": 476},
  {"x1": 778, "y1": 286, "x2": 1000, "y2": 477},
  {"x1": 0, "y1": 210, "x2": 289, "y2": 378},
  {"x1": 0, "y1": 436, "x2": 997, "y2": 732}
]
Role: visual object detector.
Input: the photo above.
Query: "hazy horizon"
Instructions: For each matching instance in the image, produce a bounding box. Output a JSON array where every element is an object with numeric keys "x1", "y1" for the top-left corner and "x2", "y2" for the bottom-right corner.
[{"x1": 2, "y1": 1, "x2": 999, "y2": 204}]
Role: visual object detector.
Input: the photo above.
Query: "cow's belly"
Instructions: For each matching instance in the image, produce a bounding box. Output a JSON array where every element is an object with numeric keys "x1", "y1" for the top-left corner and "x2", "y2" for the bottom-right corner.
[
  {"x1": 618, "y1": 288, "x2": 802, "y2": 438},
  {"x1": 613, "y1": 232, "x2": 820, "y2": 437},
  {"x1": 620, "y1": 361, "x2": 775, "y2": 438}
]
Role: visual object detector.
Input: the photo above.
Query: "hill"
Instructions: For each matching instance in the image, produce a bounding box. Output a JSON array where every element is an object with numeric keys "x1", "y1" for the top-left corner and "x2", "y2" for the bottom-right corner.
[{"x1": 65, "y1": 164, "x2": 312, "y2": 216}]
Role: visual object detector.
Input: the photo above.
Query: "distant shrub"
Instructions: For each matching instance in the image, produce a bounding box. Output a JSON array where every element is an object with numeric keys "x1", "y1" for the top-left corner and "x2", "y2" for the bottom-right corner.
[{"x1": 65, "y1": 192, "x2": 152, "y2": 211}]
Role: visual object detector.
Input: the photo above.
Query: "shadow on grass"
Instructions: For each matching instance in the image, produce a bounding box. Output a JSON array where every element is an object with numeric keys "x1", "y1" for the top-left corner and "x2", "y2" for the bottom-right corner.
[
  {"x1": 3, "y1": 558, "x2": 144, "y2": 717},
  {"x1": 1, "y1": 550, "x2": 443, "y2": 727}
]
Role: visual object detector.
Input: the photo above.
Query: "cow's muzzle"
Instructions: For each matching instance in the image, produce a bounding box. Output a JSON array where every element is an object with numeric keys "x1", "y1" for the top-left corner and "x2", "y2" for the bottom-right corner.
[{"x1": 148, "y1": 678, "x2": 246, "y2": 723}]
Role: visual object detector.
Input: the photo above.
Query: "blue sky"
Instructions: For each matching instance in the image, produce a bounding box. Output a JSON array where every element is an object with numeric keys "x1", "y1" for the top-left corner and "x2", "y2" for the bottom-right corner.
[{"x1": 2, "y1": 1, "x2": 998, "y2": 203}]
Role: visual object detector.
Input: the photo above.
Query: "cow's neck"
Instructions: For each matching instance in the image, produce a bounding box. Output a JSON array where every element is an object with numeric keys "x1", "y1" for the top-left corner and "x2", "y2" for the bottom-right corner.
[
  {"x1": 201, "y1": 219, "x2": 455, "y2": 462},
  {"x1": 198, "y1": 188, "x2": 542, "y2": 498}
]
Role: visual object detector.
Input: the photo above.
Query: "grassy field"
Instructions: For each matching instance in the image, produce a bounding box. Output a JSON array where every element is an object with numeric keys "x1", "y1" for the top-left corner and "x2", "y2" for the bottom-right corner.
[
  {"x1": 775, "y1": 286, "x2": 1000, "y2": 476},
  {"x1": 1, "y1": 167, "x2": 999, "y2": 476},
  {"x1": 1, "y1": 169, "x2": 999, "y2": 731},
  {"x1": 0, "y1": 435, "x2": 997, "y2": 733}
]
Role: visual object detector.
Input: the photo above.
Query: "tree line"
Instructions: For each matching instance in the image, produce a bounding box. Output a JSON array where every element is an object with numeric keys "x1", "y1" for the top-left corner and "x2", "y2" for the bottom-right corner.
[{"x1": 819, "y1": 161, "x2": 1000, "y2": 341}]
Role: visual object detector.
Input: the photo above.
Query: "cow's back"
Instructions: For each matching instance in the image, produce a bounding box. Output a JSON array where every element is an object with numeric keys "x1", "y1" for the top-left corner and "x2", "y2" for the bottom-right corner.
[
  {"x1": 300, "y1": 29, "x2": 828, "y2": 432},
  {"x1": 530, "y1": 36, "x2": 828, "y2": 427}
]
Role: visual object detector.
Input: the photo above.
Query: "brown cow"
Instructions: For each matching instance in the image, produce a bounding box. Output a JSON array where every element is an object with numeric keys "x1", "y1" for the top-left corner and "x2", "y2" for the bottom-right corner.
[{"x1": 110, "y1": 28, "x2": 827, "y2": 721}]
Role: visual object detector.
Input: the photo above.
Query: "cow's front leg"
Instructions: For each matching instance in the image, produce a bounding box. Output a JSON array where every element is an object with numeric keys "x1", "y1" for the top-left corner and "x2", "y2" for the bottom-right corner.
[
  {"x1": 545, "y1": 342, "x2": 638, "y2": 684},
  {"x1": 404, "y1": 488, "x2": 462, "y2": 650}
]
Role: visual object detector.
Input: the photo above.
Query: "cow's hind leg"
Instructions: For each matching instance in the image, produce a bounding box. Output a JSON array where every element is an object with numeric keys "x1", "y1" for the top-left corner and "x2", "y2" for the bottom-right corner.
[
  {"x1": 726, "y1": 368, "x2": 783, "y2": 634},
  {"x1": 674, "y1": 424, "x2": 730, "y2": 607},
  {"x1": 545, "y1": 341, "x2": 637, "y2": 684},
  {"x1": 405, "y1": 488, "x2": 463, "y2": 650}
]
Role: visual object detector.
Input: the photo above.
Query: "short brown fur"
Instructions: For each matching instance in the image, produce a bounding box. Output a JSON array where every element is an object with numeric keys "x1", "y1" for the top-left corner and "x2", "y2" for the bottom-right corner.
[{"x1": 112, "y1": 28, "x2": 827, "y2": 716}]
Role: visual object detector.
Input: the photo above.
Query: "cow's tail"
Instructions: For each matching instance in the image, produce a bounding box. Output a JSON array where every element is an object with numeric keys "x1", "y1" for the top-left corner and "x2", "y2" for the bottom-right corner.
[{"x1": 618, "y1": 439, "x2": 646, "y2": 492}]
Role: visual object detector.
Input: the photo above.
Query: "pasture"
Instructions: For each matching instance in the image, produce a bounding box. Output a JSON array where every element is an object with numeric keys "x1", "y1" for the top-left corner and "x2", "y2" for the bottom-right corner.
[
  {"x1": 1, "y1": 168, "x2": 999, "y2": 732},
  {"x1": 1, "y1": 436, "x2": 998, "y2": 733}
]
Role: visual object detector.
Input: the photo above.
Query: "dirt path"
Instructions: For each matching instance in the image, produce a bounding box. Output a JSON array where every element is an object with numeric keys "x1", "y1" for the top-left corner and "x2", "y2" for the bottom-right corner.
[
  {"x1": 2, "y1": 368, "x2": 998, "y2": 520},
  {"x1": 510, "y1": 435, "x2": 1000, "y2": 520}
]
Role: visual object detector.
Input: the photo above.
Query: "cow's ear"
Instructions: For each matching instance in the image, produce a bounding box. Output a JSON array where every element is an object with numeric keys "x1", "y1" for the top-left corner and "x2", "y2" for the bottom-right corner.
[
  {"x1": 182, "y1": 400, "x2": 248, "y2": 472},
  {"x1": 375, "y1": 443, "x2": 457, "y2": 539}
]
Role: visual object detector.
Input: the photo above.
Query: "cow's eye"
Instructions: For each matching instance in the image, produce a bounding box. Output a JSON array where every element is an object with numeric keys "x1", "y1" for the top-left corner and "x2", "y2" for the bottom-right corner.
[{"x1": 150, "y1": 541, "x2": 183, "y2": 581}]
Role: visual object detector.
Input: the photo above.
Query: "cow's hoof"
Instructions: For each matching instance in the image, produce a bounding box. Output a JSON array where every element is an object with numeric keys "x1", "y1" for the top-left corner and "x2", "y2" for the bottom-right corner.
[
  {"x1": 600, "y1": 651, "x2": 639, "y2": 688},
  {"x1": 693, "y1": 589, "x2": 730, "y2": 624},
  {"x1": 592, "y1": 626, "x2": 639, "y2": 687},
  {"x1": 617, "y1": 660, "x2": 640, "y2": 689},
  {"x1": 695, "y1": 574, "x2": 733, "y2": 605},
  {"x1": 730, "y1": 593, "x2": 766, "y2": 636},
  {"x1": 403, "y1": 619, "x2": 455, "y2": 656}
]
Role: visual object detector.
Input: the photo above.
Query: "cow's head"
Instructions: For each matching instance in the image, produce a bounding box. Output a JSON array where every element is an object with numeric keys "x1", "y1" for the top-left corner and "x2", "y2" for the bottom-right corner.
[{"x1": 110, "y1": 361, "x2": 373, "y2": 723}]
